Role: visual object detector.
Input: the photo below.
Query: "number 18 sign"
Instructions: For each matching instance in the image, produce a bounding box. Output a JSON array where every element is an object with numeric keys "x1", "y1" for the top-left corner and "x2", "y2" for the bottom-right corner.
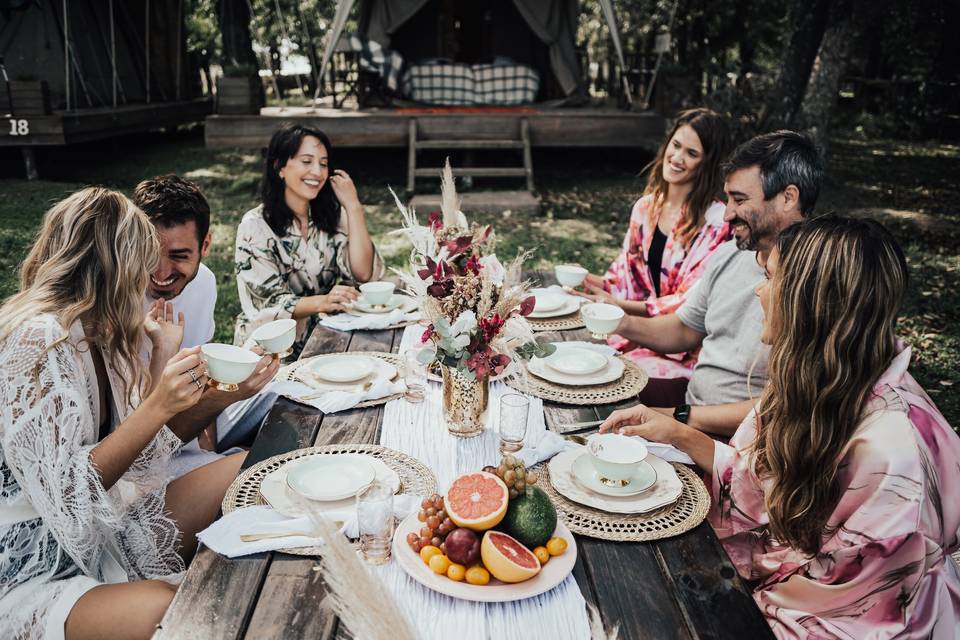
[{"x1": 8, "y1": 119, "x2": 30, "y2": 136}]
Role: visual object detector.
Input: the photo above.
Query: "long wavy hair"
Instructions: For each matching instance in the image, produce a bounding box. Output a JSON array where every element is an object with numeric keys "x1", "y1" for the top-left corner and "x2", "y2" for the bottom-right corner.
[
  {"x1": 641, "y1": 107, "x2": 730, "y2": 246},
  {"x1": 752, "y1": 216, "x2": 908, "y2": 555},
  {"x1": 0, "y1": 187, "x2": 160, "y2": 409},
  {"x1": 261, "y1": 123, "x2": 341, "y2": 237}
]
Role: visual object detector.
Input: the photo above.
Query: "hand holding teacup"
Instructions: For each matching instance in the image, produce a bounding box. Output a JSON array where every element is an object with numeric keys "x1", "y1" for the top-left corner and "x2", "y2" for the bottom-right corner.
[
  {"x1": 251, "y1": 319, "x2": 297, "y2": 359},
  {"x1": 585, "y1": 432, "x2": 648, "y2": 488}
]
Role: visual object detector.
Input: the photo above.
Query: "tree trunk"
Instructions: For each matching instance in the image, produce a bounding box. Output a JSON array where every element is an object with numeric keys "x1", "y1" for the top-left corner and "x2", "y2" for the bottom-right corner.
[
  {"x1": 761, "y1": 0, "x2": 830, "y2": 129},
  {"x1": 794, "y1": 0, "x2": 857, "y2": 157},
  {"x1": 217, "y1": 0, "x2": 258, "y2": 70}
]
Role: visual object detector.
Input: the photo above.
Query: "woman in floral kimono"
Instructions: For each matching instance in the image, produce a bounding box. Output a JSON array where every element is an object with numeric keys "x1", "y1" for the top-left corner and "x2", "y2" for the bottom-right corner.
[
  {"x1": 601, "y1": 216, "x2": 960, "y2": 638},
  {"x1": 234, "y1": 124, "x2": 385, "y2": 354},
  {"x1": 0, "y1": 188, "x2": 245, "y2": 640},
  {"x1": 575, "y1": 108, "x2": 731, "y2": 394}
]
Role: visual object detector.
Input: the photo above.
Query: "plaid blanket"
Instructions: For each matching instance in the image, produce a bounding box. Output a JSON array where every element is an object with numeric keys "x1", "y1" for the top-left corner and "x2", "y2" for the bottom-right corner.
[
  {"x1": 401, "y1": 62, "x2": 540, "y2": 105},
  {"x1": 342, "y1": 34, "x2": 404, "y2": 93}
]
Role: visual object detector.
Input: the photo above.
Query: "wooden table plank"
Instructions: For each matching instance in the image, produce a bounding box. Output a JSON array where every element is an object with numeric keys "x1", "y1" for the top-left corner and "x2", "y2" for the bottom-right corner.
[{"x1": 241, "y1": 326, "x2": 398, "y2": 639}]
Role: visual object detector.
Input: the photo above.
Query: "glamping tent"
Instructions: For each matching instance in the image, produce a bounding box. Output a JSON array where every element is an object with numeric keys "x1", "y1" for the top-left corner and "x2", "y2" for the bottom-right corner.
[{"x1": 318, "y1": 0, "x2": 629, "y2": 105}]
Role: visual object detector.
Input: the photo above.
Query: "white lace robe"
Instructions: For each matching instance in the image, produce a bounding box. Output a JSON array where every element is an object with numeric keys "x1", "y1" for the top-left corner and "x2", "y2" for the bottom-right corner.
[{"x1": 0, "y1": 315, "x2": 185, "y2": 639}]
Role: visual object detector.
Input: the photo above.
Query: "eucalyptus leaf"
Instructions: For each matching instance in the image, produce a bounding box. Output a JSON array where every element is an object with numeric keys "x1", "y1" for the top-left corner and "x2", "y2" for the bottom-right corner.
[{"x1": 416, "y1": 348, "x2": 437, "y2": 364}]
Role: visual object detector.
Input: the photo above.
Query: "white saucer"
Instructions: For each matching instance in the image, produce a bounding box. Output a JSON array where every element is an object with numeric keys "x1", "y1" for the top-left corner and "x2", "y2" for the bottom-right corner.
[
  {"x1": 571, "y1": 452, "x2": 657, "y2": 497},
  {"x1": 549, "y1": 448, "x2": 683, "y2": 514},
  {"x1": 545, "y1": 347, "x2": 608, "y2": 376},
  {"x1": 260, "y1": 454, "x2": 402, "y2": 517},
  {"x1": 533, "y1": 293, "x2": 566, "y2": 313},
  {"x1": 307, "y1": 355, "x2": 375, "y2": 383},
  {"x1": 527, "y1": 296, "x2": 581, "y2": 319},
  {"x1": 527, "y1": 347, "x2": 624, "y2": 386},
  {"x1": 285, "y1": 455, "x2": 376, "y2": 501},
  {"x1": 350, "y1": 295, "x2": 406, "y2": 314}
]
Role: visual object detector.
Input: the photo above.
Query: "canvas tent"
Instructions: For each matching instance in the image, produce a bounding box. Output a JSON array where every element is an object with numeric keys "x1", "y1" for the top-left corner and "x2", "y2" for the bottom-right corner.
[
  {"x1": 317, "y1": 0, "x2": 629, "y2": 103},
  {"x1": 0, "y1": 0, "x2": 193, "y2": 111}
]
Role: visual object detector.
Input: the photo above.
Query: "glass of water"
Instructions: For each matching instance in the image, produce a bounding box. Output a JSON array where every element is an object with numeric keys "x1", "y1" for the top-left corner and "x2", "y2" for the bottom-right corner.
[
  {"x1": 356, "y1": 480, "x2": 394, "y2": 564},
  {"x1": 402, "y1": 348, "x2": 428, "y2": 404},
  {"x1": 499, "y1": 393, "x2": 530, "y2": 454}
]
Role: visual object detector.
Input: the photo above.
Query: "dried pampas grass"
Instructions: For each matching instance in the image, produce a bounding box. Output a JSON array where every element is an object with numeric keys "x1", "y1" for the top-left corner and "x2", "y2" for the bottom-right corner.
[
  {"x1": 304, "y1": 512, "x2": 416, "y2": 640},
  {"x1": 440, "y1": 158, "x2": 468, "y2": 230}
]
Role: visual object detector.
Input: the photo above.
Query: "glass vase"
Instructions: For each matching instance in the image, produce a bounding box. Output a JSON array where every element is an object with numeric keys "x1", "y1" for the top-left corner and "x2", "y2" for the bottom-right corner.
[{"x1": 441, "y1": 365, "x2": 489, "y2": 438}]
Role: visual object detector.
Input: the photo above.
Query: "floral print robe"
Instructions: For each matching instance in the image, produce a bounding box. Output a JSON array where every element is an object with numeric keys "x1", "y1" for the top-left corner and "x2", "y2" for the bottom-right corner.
[
  {"x1": 233, "y1": 205, "x2": 384, "y2": 352},
  {"x1": 603, "y1": 195, "x2": 730, "y2": 379},
  {"x1": 710, "y1": 345, "x2": 960, "y2": 638}
]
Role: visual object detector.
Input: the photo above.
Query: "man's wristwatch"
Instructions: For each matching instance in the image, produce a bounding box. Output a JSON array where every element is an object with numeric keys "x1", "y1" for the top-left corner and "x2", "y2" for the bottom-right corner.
[{"x1": 673, "y1": 404, "x2": 691, "y2": 424}]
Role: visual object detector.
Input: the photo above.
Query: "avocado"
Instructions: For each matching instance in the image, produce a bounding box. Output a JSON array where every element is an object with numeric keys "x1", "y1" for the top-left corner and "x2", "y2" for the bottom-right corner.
[{"x1": 501, "y1": 486, "x2": 558, "y2": 549}]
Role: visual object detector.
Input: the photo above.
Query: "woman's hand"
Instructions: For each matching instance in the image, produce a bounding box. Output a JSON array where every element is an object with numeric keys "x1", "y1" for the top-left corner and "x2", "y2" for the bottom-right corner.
[
  {"x1": 313, "y1": 284, "x2": 360, "y2": 314},
  {"x1": 148, "y1": 346, "x2": 208, "y2": 418},
  {"x1": 144, "y1": 299, "x2": 184, "y2": 357},
  {"x1": 328, "y1": 169, "x2": 362, "y2": 211},
  {"x1": 599, "y1": 404, "x2": 683, "y2": 444},
  {"x1": 569, "y1": 281, "x2": 620, "y2": 306}
]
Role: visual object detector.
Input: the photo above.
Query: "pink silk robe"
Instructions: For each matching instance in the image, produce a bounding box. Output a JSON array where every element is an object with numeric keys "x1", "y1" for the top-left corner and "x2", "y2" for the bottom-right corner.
[
  {"x1": 710, "y1": 345, "x2": 960, "y2": 638},
  {"x1": 603, "y1": 195, "x2": 731, "y2": 379}
]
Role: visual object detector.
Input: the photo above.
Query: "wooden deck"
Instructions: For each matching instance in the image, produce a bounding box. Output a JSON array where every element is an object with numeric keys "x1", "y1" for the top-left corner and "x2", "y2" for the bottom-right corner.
[
  {"x1": 1, "y1": 99, "x2": 212, "y2": 147},
  {"x1": 204, "y1": 106, "x2": 667, "y2": 150},
  {"x1": 155, "y1": 268, "x2": 774, "y2": 640}
]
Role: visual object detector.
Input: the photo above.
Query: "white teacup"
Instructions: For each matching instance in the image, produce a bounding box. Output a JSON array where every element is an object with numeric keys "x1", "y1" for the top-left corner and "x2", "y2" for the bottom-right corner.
[
  {"x1": 201, "y1": 343, "x2": 261, "y2": 392},
  {"x1": 581, "y1": 302, "x2": 625, "y2": 340},
  {"x1": 587, "y1": 433, "x2": 648, "y2": 485},
  {"x1": 359, "y1": 281, "x2": 395, "y2": 306},
  {"x1": 250, "y1": 318, "x2": 297, "y2": 357},
  {"x1": 555, "y1": 264, "x2": 588, "y2": 288}
]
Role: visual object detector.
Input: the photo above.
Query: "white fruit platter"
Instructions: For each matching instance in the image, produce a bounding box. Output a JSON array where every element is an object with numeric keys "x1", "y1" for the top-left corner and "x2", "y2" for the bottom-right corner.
[{"x1": 392, "y1": 514, "x2": 578, "y2": 603}]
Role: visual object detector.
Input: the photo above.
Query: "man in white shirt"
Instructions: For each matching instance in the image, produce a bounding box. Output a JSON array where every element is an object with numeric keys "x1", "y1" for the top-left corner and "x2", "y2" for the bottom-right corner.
[{"x1": 136, "y1": 175, "x2": 278, "y2": 476}]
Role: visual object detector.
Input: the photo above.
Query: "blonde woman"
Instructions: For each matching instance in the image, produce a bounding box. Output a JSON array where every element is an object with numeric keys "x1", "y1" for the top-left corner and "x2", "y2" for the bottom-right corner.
[
  {"x1": 0, "y1": 188, "x2": 245, "y2": 640},
  {"x1": 601, "y1": 217, "x2": 960, "y2": 637}
]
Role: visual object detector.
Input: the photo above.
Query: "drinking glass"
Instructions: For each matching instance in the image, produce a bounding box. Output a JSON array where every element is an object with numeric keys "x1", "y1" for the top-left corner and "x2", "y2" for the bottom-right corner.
[
  {"x1": 356, "y1": 480, "x2": 394, "y2": 565},
  {"x1": 498, "y1": 393, "x2": 530, "y2": 454},
  {"x1": 402, "y1": 348, "x2": 428, "y2": 404}
]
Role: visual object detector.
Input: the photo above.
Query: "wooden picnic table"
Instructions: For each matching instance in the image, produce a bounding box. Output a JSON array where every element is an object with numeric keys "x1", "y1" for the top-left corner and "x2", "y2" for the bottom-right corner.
[{"x1": 156, "y1": 270, "x2": 774, "y2": 640}]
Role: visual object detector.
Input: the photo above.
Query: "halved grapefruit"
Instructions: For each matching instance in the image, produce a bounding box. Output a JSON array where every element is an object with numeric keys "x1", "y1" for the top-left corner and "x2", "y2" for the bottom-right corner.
[
  {"x1": 480, "y1": 530, "x2": 541, "y2": 583},
  {"x1": 445, "y1": 471, "x2": 509, "y2": 532}
]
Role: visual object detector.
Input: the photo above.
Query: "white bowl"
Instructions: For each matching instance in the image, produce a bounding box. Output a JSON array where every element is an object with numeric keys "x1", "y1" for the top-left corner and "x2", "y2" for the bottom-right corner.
[
  {"x1": 359, "y1": 281, "x2": 396, "y2": 306},
  {"x1": 534, "y1": 293, "x2": 566, "y2": 313},
  {"x1": 587, "y1": 433, "x2": 648, "y2": 482},
  {"x1": 581, "y1": 303, "x2": 624, "y2": 336},
  {"x1": 201, "y1": 343, "x2": 261, "y2": 387},
  {"x1": 555, "y1": 264, "x2": 589, "y2": 288},
  {"x1": 250, "y1": 319, "x2": 297, "y2": 354}
]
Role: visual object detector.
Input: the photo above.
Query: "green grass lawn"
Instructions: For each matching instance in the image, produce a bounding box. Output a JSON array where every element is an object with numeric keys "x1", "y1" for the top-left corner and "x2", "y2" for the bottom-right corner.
[{"x1": 1, "y1": 129, "x2": 957, "y2": 424}]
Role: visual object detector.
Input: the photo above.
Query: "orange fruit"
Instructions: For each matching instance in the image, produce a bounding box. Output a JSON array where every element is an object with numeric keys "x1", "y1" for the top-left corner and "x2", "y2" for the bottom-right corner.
[
  {"x1": 534, "y1": 546, "x2": 550, "y2": 565},
  {"x1": 480, "y1": 530, "x2": 541, "y2": 583},
  {"x1": 546, "y1": 537, "x2": 568, "y2": 556},
  {"x1": 465, "y1": 565, "x2": 491, "y2": 585},
  {"x1": 419, "y1": 545, "x2": 442, "y2": 565},
  {"x1": 429, "y1": 554, "x2": 451, "y2": 575},
  {"x1": 444, "y1": 472, "x2": 509, "y2": 532},
  {"x1": 446, "y1": 563, "x2": 466, "y2": 581}
]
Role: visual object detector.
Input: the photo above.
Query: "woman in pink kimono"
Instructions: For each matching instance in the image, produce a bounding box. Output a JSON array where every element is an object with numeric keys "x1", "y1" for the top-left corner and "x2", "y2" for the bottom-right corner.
[
  {"x1": 600, "y1": 216, "x2": 960, "y2": 638},
  {"x1": 576, "y1": 108, "x2": 732, "y2": 392}
]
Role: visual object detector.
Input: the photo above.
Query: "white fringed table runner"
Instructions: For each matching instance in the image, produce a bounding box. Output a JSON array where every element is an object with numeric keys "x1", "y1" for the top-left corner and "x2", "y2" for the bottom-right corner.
[{"x1": 371, "y1": 325, "x2": 592, "y2": 640}]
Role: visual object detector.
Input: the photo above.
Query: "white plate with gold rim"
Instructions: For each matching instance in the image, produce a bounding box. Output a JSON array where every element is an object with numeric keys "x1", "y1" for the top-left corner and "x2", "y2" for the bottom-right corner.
[
  {"x1": 527, "y1": 296, "x2": 582, "y2": 319},
  {"x1": 260, "y1": 454, "x2": 402, "y2": 517},
  {"x1": 548, "y1": 448, "x2": 682, "y2": 514},
  {"x1": 527, "y1": 348, "x2": 624, "y2": 386},
  {"x1": 285, "y1": 455, "x2": 376, "y2": 502},
  {"x1": 347, "y1": 294, "x2": 411, "y2": 315},
  {"x1": 544, "y1": 347, "x2": 609, "y2": 376},
  {"x1": 298, "y1": 356, "x2": 398, "y2": 392}
]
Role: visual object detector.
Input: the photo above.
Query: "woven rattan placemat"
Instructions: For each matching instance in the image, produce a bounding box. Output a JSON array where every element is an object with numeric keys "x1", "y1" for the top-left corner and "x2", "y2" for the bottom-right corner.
[
  {"x1": 222, "y1": 444, "x2": 438, "y2": 556},
  {"x1": 278, "y1": 351, "x2": 405, "y2": 408},
  {"x1": 504, "y1": 357, "x2": 648, "y2": 405},
  {"x1": 527, "y1": 311, "x2": 585, "y2": 332},
  {"x1": 533, "y1": 460, "x2": 710, "y2": 541}
]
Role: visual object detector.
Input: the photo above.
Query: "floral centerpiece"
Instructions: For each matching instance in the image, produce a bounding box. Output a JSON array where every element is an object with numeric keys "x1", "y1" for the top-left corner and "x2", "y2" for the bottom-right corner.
[{"x1": 394, "y1": 162, "x2": 552, "y2": 437}]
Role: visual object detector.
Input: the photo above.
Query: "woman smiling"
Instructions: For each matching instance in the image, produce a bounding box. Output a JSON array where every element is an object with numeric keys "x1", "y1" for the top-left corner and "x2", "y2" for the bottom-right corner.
[
  {"x1": 601, "y1": 216, "x2": 960, "y2": 637},
  {"x1": 234, "y1": 124, "x2": 384, "y2": 354}
]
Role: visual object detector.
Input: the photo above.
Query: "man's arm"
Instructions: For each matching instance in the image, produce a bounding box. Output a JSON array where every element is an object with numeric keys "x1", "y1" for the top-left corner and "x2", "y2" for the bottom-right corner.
[
  {"x1": 615, "y1": 313, "x2": 705, "y2": 355},
  {"x1": 650, "y1": 399, "x2": 756, "y2": 438}
]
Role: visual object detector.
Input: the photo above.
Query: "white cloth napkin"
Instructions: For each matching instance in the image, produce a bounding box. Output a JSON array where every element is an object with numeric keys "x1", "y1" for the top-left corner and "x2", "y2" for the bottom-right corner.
[
  {"x1": 200, "y1": 495, "x2": 421, "y2": 558},
  {"x1": 269, "y1": 379, "x2": 406, "y2": 413},
  {"x1": 630, "y1": 436, "x2": 695, "y2": 465},
  {"x1": 516, "y1": 428, "x2": 574, "y2": 467},
  {"x1": 320, "y1": 308, "x2": 420, "y2": 332}
]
